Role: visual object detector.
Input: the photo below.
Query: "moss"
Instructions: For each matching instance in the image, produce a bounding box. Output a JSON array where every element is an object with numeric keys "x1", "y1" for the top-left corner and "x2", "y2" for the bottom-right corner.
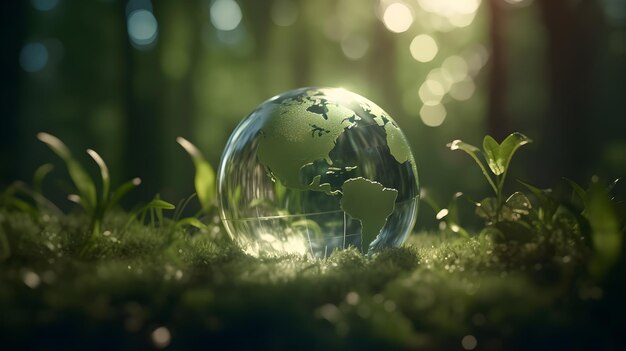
[{"x1": 0, "y1": 209, "x2": 622, "y2": 350}]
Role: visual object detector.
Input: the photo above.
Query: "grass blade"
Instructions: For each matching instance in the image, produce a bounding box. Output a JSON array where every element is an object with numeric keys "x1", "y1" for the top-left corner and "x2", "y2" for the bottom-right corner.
[
  {"x1": 176, "y1": 217, "x2": 208, "y2": 230},
  {"x1": 145, "y1": 198, "x2": 176, "y2": 210},
  {"x1": 564, "y1": 177, "x2": 586, "y2": 204},
  {"x1": 107, "y1": 178, "x2": 142, "y2": 211},
  {"x1": 37, "y1": 133, "x2": 97, "y2": 211},
  {"x1": 87, "y1": 149, "x2": 110, "y2": 205},
  {"x1": 33, "y1": 163, "x2": 54, "y2": 194},
  {"x1": 177, "y1": 137, "x2": 216, "y2": 211}
]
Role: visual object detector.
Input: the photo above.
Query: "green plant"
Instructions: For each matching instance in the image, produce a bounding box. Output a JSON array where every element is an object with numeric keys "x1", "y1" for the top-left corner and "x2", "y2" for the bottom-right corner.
[
  {"x1": 37, "y1": 132, "x2": 141, "y2": 239},
  {"x1": 126, "y1": 194, "x2": 176, "y2": 229},
  {"x1": 563, "y1": 177, "x2": 624, "y2": 279},
  {"x1": 420, "y1": 189, "x2": 470, "y2": 238},
  {"x1": 447, "y1": 133, "x2": 532, "y2": 225},
  {"x1": 176, "y1": 137, "x2": 216, "y2": 213}
]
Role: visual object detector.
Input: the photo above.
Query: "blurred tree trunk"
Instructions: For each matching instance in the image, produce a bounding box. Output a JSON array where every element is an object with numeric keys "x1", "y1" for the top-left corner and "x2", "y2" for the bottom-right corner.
[
  {"x1": 370, "y1": 24, "x2": 401, "y2": 119},
  {"x1": 0, "y1": 2, "x2": 26, "y2": 184},
  {"x1": 121, "y1": 3, "x2": 163, "y2": 201},
  {"x1": 536, "y1": 0, "x2": 603, "y2": 181},
  {"x1": 486, "y1": 0, "x2": 509, "y2": 140}
]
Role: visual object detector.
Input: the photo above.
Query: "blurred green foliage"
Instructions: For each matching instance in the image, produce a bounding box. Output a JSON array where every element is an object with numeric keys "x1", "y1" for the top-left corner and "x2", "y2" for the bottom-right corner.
[{"x1": 3, "y1": 0, "x2": 626, "y2": 231}]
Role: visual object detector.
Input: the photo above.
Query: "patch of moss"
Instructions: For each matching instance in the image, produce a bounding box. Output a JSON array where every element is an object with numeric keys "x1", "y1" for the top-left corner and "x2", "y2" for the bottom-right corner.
[{"x1": 0, "y1": 209, "x2": 623, "y2": 350}]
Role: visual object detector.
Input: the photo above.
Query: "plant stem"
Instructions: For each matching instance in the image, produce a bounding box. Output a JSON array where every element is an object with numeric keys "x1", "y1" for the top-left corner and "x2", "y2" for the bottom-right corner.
[{"x1": 467, "y1": 153, "x2": 498, "y2": 194}]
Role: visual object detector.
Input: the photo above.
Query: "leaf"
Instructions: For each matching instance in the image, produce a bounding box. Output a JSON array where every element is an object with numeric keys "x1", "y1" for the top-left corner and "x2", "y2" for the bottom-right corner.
[
  {"x1": 144, "y1": 199, "x2": 176, "y2": 210},
  {"x1": 249, "y1": 198, "x2": 268, "y2": 209},
  {"x1": 107, "y1": 178, "x2": 141, "y2": 211},
  {"x1": 518, "y1": 179, "x2": 557, "y2": 222},
  {"x1": 176, "y1": 217, "x2": 208, "y2": 230},
  {"x1": 419, "y1": 188, "x2": 442, "y2": 214},
  {"x1": 564, "y1": 177, "x2": 586, "y2": 203},
  {"x1": 37, "y1": 133, "x2": 97, "y2": 211},
  {"x1": 177, "y1": 137, "x2": 216, "y2": 211},
  {"x1": 447, "y1": 139, "x2": 497, "y2": 193},
  {"x1": 501, "y1": 192, "x2": 532, "y2": 221},
  {"x1": 32, "y1": 163, "x2": 54, "y2": 194},
  {"x1": 482, "y1": 135, "x2": 502, "y2": 175},
  {"x1": 482, "y1": 133, "x2": 532, "y2": 176},
  {"x1": 585, "y1": 183, "x2": 622, "y2": 278},
  {"x1": 10, "y1": 181, "x2": 63, "y2": 217},
  {"x1": 293, "y1": 219, "x2": 323, "y2": 242},
  {"x1": 87, "y1": 149, "x2": 110, "y2": 206},
  {"x1": 475, "y1": 197, "x2": 498, "y2": 222}
]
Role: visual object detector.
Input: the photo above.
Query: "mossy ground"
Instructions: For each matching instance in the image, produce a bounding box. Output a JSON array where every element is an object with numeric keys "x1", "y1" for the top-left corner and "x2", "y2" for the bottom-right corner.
[{"x1": 0, "y1": 210, "x2": 623, "y2": 350}]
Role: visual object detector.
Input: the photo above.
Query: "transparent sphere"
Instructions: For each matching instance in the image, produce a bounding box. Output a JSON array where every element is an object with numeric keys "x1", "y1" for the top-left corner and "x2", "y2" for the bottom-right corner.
[{"x1": 217, "y1": 87, "x2": 419, "y2": 257}]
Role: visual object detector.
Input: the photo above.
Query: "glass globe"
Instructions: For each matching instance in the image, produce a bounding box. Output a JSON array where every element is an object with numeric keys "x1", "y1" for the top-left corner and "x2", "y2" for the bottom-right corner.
[{"x1": 217, "y1": 87, "x2": 419, "y2": 257}]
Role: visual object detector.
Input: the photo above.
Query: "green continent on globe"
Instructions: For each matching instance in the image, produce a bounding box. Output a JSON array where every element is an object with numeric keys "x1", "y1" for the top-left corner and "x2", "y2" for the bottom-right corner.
[
  {"x1": 256, "y1": 88, "x2": 410, "y2": 252},
  {"x1": 256, "y1": 94, "x2": 355, "y2": 192},
  {"x1": 340, "y1": 177, "x2": 398, "y2": 251}
]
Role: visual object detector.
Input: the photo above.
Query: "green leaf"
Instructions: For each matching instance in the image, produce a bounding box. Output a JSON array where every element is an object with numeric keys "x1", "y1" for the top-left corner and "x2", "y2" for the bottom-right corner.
[
  {"x1": 107, "y1": 178, "x2": 141, "y2": 211},
  {"x1": 176, "y1": 217, "x2": 208, "y2": 230},
  {"x1": 475, "y1": 197, "x2": 498, "y2": 222},
  {"x1": 419, "y1": 188, "x2": 442, "y2": 214},
  {"x1": 518, "y1": 179, "x2": 557, "y2": 222},
  {"x1": 293, "y1": 219, "x2": 324, "y2": 242},
  {"x1": 177, "y1": 137, "x2": 216, "y2": 211},
  {"x1": 501, "y1": 192, "x2": 532, "y2": 221},
  {"x1": 482, "y1": 135, "x2": 502, "y2": 175},
  {"x1": 447, "y1": 139, "x2": 497, "y2": 193},
  {"x1": 145, "y1": 199, "x2": 176, "y2": 210},
  {"x1": 564, "y1": 177, "x2": 587, "y2": 206},
  {"x1": 37, "y1": 133, "x2": 97, "y2": 211},
  {"x1": 33, "y1": 163, "x2": 54, "y2": 194},
  {"x1": 87, "y1": 149, "x2": 110, "y2": 206},
  {"x1": 483, "y1": 133, "x2": 532, "y2": 176},
  {"x1": 585, "y1": 183, "x2": 622, "y2": 278}
]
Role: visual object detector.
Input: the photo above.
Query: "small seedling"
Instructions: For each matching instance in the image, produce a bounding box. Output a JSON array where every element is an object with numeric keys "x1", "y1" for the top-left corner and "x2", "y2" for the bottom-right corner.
[
  {"x1": 37, "y1": 133, "x2": 141, "y2": 239},
  {"x1": 126, "y1": 194, "x2": 176, "y2": 229},
  {"x1": 447, "y1": 132, "x2": 532, "y2": 224},
  {"x1": 176, "y1": 137, "x2": 216, "y2": 213}
]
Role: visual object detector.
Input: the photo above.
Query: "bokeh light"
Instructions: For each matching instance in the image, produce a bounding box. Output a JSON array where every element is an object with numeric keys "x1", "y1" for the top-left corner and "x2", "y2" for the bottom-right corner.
[
  {"x1": 31, "y1": 0, "x2": 59, "y2": 11},
  {"x1": 22, "y1": 271, "x2": 41, "y2": 289},
  {"x1": 419, "y1": 79, "x2": 444, "y2": 105},
  {"x1": 442, "y1": 55, "x2": 469, "y2": 82},
  {"x1": 450, "y1": 77, "x2": 476, "y2": 101},
  {"x1": 427, "y1": 68, "x2": 453, "y2": 93},
  {"x1": 151, "y1": 326, "x2": 171, "y2": 348},
  {"x1": 410, "y1": 34, "x2": 438, "y2": 62},
  {"x1": 19, "y1": 42, "x2": 48, "y2": 73},
  {"x1": 341, "y1": 35, "x2": 369, "y2": 60},
  {"x1": 210, "y1": 0, "x2": 243, "y2": 31},
  {"x1": 417, "y1": 0, "x2": 481, "y2": 29},
  {"x1": 461, "y1": 334, "x2": 478, "y2": 350},
  {"x1": 420, "y1": 103, "x2": 447, "y2": 127},
  {"x1": 127, "y1": 9, "x2": 158, "y2": 48},
  {"x1": 504, "y1": 0, "x2": 534, "y2": 8},
  {"x1": 382, "y1": 3, "x2": 413, "y2": 33}
]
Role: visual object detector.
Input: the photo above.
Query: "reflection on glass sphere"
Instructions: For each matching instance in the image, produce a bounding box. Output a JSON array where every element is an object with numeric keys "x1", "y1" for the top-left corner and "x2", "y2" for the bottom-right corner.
[{"x1": 217, "y1": 87, "x2": 419, "y2": 257}]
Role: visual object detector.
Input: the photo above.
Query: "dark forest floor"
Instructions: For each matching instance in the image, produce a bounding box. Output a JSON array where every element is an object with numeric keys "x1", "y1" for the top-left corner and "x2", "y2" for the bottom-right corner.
[{"x1": 0, "y1": 210, "x2": 624, "y2": 351}]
